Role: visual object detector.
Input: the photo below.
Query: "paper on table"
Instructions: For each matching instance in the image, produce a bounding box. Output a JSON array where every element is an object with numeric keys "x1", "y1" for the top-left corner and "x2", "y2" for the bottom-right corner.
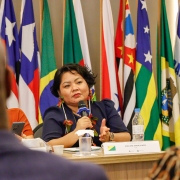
[
  {"x1": 64, "y1": 146, "x2": 101, "y2": 152},
  {"x1": 72, "y1": 153, "x2": 98, "y2": 157},
  {"x1": 75, "y1": 130, "x2": 94, "y2": 137},
  {"x1": 21, "y1": 138, "x2": 52, "y2": 152}
]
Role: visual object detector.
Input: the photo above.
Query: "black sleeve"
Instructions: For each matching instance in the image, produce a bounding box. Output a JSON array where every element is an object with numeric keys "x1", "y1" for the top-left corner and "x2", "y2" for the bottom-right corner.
[
  {"x1": 102, "y1": 99, "x2": 129, "y2": 133},
  {"x1": 42, "y1": 106, "x2": 65, "y2": 142}
]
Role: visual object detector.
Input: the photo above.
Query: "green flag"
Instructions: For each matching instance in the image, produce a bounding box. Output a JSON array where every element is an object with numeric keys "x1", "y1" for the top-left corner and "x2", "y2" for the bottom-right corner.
[
  {"x1": 159, "y1": 0, "x2": 180, "y2": 150},
  {"x1": 63, "y1": 0, "x2": 84, "y2": 65},
  {"x1": 39, "y1": 0, "x2": 58, "y2": 123},
  {"x1": 135, "y1": 0, "x2": 162, "y2": 148}
]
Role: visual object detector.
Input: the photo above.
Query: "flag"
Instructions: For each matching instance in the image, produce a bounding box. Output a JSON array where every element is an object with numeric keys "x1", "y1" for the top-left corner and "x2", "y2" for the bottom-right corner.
[
  {"x1": 39, "y1": 0, "x2": 59, "y2": 123},
  {"x1": 0, "y1": 0, "x2": 20, "y2": 108},
  {"x1": 72, "y1": 0, "x2": 96, "y2": 100},
  {"x1": 174, "y1": 6, "x2": 180, "y2": 105},
  {"x1": 63, "y1": 0, "x2": 84, "y2": 65},
  {"x1": 19, "y1": 0, "x2": 40, "y2": 129},
  {"x1": 159, "y1": 0, "x2": 180, "y2": 150},
  {"x1": 136, "y1": 0, "x2": 162, "y2": 147},
  {"x1": 0, "y1": 0, "x2": 4, "y2": 29},
  {"x1": 114, "y1": 0, "x2": 124, "y2": 116},
  {"x1": 73, "y1": 0, "x2": 91, "y2": 70},
  {"x1": 122, "y1": 0, "x2": 136, "y2": 135},
  {"x1": 101, "y1": 0, "x2": 119, "y2": 111}
]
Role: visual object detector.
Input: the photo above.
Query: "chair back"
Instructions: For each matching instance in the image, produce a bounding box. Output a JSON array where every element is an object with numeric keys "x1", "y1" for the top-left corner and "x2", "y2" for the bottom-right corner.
[{"x1": 33, "y1": 123, "x2": 43, "y2": 138}]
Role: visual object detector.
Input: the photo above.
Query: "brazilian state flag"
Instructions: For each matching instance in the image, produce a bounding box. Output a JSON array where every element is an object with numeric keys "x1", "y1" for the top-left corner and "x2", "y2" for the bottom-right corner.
[{"x1": 39, "y1": 0, "x2": 58, "y2": 123}]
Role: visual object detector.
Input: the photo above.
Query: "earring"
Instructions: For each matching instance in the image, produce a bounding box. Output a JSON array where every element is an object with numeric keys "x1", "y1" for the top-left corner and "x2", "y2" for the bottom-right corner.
[
  {"x1": 57, "y1": 96, "x2": 64, "y2": 108},
  {"x1": 87, "y1": 90, "x2": 92, "y2": 101},
  {"x1": 89, "y1": 89, "x2": 96, "y2": 102}
]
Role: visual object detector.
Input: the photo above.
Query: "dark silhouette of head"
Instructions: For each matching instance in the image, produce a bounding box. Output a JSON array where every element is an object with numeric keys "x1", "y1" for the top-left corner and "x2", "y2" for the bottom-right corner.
[{"x1": 0, "y1": 42, "x2": 11, "y2": 130}]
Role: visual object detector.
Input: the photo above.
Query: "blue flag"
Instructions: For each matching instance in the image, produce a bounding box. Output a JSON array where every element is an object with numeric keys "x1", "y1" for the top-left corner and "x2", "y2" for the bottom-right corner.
[
  {"x1": 19, "y1": 0, "x2": 40, "y2": 129},
  {"x1": 0, "y1": 0, "x2": 20, "y2": 108}
]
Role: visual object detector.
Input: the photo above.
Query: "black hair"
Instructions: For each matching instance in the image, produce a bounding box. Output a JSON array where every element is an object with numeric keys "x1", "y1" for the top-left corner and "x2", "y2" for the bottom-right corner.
[{"x1": 51, "y1": 63, "x2": 97, "y2": 97}]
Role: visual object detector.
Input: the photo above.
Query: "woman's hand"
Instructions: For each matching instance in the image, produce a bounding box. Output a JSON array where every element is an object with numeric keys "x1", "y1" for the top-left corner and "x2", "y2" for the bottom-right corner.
[
  {"x1": 99, "y1": 119, "x2": 110, "y2": 142},
  {"x1": 75, "y1": 116, "x2": 92, "y2": 131}
]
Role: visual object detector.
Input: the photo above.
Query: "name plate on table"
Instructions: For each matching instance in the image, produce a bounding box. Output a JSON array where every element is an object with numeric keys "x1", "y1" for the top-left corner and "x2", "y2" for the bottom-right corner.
[{"x1": 103, "y1": 141, "x2": 161, "y2": 155}]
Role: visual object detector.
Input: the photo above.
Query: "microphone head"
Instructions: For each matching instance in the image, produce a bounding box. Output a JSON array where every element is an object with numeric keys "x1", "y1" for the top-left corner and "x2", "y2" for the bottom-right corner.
[
  {"x1": 78, "y1": 100, "x2": 86, "y2": 108},
  {"x1": 77, "y1": 100, "x2": 90, "y2": 117}
]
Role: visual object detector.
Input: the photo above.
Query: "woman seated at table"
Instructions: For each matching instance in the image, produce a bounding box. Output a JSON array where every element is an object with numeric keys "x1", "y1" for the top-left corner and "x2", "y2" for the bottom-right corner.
[
  {"x1": 7, "y1": 108, "x2": 34, "y2": 139},
  {"x1": 42, "y1": 63, "x2": 131, "y2": 148}
]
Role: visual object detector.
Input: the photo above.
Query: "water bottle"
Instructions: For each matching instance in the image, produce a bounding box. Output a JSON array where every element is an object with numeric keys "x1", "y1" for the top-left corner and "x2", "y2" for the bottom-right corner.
[{"x1": 132, "y1": 108, "x2": 144, "y2": 141}]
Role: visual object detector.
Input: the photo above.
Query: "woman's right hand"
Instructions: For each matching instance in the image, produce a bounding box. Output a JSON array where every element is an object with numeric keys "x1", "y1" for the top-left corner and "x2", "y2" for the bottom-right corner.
[{"x1": 75, "y1": 116, "x2": 92, "y2": 130}]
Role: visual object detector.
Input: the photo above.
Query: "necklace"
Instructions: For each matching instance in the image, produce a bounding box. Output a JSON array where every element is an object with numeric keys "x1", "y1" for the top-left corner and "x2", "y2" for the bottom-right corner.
[
  {"x1": 72, "y1": 113, "x2": 78, "y2": 124},
  {"x1": 61, "y1": 102, "x2": 98, "y2": 137},
  {"x1": 72, "y1": 111, "x2": 81, "y2": 117}
]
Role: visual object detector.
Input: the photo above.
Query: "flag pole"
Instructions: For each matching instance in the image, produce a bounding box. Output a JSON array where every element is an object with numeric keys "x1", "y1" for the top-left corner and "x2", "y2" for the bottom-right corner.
[
  {"x1": 39, "y1": 0, "x2": 43, "y2": 53},
  {"x1": 122, "y1": 0, "x2": 125, "y2": 89},
  {"x1": 157, "y1": 0, "x2": 161, "y2": 55},
  {"x1": 156, "y1": 0, "x2": 161, "y2": 93},
  {"x1": 100, "y1": 0, "x2": 102, "y2": 101},
  {"x1": 62, "y1": 0, "x2": 66, "y2": 66}
]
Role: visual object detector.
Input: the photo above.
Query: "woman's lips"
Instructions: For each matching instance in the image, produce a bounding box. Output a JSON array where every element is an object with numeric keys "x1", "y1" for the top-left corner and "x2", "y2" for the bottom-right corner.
[{"x1": 72, "y1": 93, "x2": 81, "y2": 98}]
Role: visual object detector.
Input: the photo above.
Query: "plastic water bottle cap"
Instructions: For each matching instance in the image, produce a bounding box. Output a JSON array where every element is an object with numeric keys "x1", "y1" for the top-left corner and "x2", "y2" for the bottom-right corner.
[{"x1": 134, "y1": 108, "x2": 140, "y2": 113}]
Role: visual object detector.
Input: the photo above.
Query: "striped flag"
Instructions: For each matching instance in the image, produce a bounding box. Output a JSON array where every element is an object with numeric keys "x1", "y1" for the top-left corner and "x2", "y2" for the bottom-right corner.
[
  {"x1": 72, "y1": 0, "x2": 96, "y2": 100},
  {"x1": 123, "y1": 0, "x2": 136, "y2": 135},
  {"x1": 101, "y1": 0, "x2": 119, "y2": 111},
  {"x1": 159, "y1": 0, "x2": 180, "y2": 150},
  {"x1": 0, "y1": 0, "x2": 20, "y2": 108},
  {"x1": 19, "y1": 0, "x2": 40, "y2": 129},
  {"x1": 115, "y1": 0, "x2": 124, "y2": 116},
  {"x1": 39, "y1": 0, "x2": 58, "y2": 123},
  {"x1": 174, "y1": 6, "x2": 180, "y2": 105},
  {"x1": 136, "y1": 0, "x2": 162, "y2": 147},
  {"x1": 63, "y1": 0, "x2": 84, "y2": 65}
]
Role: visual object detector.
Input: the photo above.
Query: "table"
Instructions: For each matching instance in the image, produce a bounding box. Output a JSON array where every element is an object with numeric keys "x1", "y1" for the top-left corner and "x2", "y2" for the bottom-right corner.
[{"x1": 62, "y1": 150, "x2": 164, "y2": 180}]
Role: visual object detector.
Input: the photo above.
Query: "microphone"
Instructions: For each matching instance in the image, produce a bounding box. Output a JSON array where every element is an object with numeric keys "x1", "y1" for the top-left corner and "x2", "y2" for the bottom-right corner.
[
  {"x1": 77, "y1": 100, "x2": 90, "y2": 117},
  {"x1": 77, "y1": 100, "x2": 91, "y2": 137}
]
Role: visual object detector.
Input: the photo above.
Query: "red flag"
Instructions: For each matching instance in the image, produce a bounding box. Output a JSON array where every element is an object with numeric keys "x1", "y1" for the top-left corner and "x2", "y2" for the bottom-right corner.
[
  {"x1": 101, "y1": 0, "x2": 120, "y2": 111},
  {"x1": 115, "y1": 0, "x2": 124, "y2": 116}
]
